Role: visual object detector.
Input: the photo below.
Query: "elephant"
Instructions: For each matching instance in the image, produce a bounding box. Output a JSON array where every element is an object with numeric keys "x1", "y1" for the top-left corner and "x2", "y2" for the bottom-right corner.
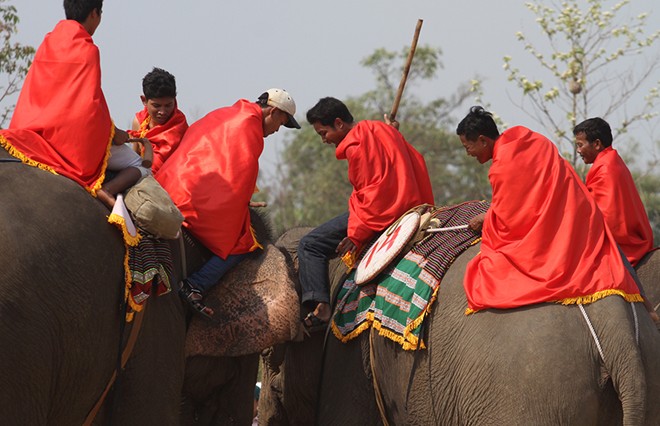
[
  {"x1": 0, "y1": 147, "x2": 299, "y2": 425},
  {"x1": 259, "y1": 227, "x2": 660, "y2": 425}
]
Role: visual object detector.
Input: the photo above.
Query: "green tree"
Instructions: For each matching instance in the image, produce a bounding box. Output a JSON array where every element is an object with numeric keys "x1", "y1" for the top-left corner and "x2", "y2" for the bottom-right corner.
[
  {"x1": 0, "y1": 0, "x2": 34, "y2": 127},
  {"x1": 502, "y1": 0, "x2": 659, "y2": 166},
  {"x1": 263, "y1": 46, "x2": 489, "y2": 235}
]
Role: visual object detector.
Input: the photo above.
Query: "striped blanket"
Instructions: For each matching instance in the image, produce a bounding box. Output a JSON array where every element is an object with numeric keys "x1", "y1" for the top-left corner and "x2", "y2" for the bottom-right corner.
[{"x1": 331, "y1": 200, "x2": 490, "y2": 350}]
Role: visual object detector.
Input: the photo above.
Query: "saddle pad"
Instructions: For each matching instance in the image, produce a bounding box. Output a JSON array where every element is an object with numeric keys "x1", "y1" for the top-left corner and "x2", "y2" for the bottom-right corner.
[
  {"x1": 185, "y1": 244, "x2": 300, "y2": 357},
  {"x1": 331, "y1": 200, "x2": 490, "y2": 350}
]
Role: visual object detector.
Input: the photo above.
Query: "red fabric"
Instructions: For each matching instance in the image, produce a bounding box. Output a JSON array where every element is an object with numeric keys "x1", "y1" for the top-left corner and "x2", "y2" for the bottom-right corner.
[
  {"x1": 336, "y1": 121, "x2": 435, "y2": 250},
  {"x1": 586, "y1": 147, "x2": 654, "y2": 266},
  {"x1": 128, "y1": 106, "x2": 188, "y2": 174},
  {"x1": 464, "y1": 126, "x2": 640, "y2": 312},
  {"x1": 0, "y1": 20, "x2": 112, "y2": 193},
  {"x1": 155, "y1": 100, "x2": 263, "y2": 258}
]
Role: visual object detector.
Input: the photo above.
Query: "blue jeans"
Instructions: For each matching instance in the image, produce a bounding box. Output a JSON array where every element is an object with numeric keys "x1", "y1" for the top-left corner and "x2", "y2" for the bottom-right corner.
[
  {"x1": 298, "y1": 213, "x2": 349, "y2": 307},
  {"x1": 186, "y1": 253, "x2": 248, "y2": 293}
]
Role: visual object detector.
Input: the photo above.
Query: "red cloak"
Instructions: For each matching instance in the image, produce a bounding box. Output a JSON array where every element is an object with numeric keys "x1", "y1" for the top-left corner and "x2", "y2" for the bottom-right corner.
[
  {"x1": 586, "y1": 147, "x2": 654, "y2": 266},
  {"x1": 128, "y1": 106, "x2": 188, "y2": 174},
  {"x1": 155, "y1": 100, "x2": 263, "y2": 258},
  {"x1": 0, "y1": 20, "x2": 112, "y2": 194},
  {"x1": 336, "y1": 121, "x2": 435, "y2": 250},
  {"x1": 464, "y1": 126, "x2": 641, "y2": 312}
]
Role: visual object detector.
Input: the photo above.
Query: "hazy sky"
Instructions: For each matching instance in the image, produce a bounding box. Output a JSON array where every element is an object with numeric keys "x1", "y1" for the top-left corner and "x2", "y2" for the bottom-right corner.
[{"x1": 9, "y1": 0, "x2": 660, "y2": 177}]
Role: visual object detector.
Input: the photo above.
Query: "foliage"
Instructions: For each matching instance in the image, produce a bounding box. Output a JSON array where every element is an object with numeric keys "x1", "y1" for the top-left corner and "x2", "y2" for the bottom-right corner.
[
  {"x1": 0, "y1": 0, "x2": 34, "y2": 128},
  {"x1": 263, "y1": 46, "x2": 490, "y2": 235},
  {"x1": 501, "y1": 0, "x2": 659, "y2": 165}
]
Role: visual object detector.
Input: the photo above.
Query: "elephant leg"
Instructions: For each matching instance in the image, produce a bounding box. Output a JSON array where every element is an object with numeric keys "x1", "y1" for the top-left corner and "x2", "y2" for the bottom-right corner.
[{"x1": 182, "y1": 354, "x2": 259, "y2": 425}]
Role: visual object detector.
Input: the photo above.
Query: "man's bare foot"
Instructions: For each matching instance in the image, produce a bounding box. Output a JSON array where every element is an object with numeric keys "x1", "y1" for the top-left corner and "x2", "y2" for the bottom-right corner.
[
  {"x1": 310, "y1": 302, "x2": 331, "y2": 323},
  {"x1": 96, "y1": 188, "x2": 116, "y2": 209}
]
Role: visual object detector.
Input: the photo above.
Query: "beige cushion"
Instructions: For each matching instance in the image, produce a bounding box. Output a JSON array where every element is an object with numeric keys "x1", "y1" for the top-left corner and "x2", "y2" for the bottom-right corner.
[{"x1": 124, "y1": 175, "x2": 184, "y2": 239}]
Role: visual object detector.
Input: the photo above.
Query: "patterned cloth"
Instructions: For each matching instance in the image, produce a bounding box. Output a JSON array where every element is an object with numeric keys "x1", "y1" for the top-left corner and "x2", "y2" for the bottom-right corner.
[
  {"x1": 127, "y1": 233, "x2": 173, "y2": 311},
  {"x1": 332, "y1": 201, "x2": 489, "y2": 350}
]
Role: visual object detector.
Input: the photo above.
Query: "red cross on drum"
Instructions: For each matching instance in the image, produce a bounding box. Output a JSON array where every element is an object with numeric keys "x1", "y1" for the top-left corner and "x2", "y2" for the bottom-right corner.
[{"x1": 354, "y1": 210, "x2": 421, "y2": 286}]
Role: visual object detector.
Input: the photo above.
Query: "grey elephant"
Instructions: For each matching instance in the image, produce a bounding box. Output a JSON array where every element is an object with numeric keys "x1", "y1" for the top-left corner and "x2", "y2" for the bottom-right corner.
[
  {"x1": 260, "y1": 228, "x2": 660, "y2": 425},
  {"x1": 0, "y1": 148, "x2": 298, "y2": 425}
]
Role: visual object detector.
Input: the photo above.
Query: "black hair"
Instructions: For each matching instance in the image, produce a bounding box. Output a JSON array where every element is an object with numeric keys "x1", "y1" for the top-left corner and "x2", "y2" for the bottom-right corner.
[
  {"x1": 573, "y1": 117, "x2": 613, "y2": 148},
  {"x1": 64, "y1": 0, "x2": 103, "y2": 23},
  {"x1": 256, "y1": 92, "x2": 269, "y2": 108},
  {"x1": 142, "y1": 67, "x2": 177, "y2": 100},
  {"x1": 306, "y1": 97, "x2": 354, "y2": 126},
  {"x1": 456, "y1": 106, "x2": 500, "y2": 141}
]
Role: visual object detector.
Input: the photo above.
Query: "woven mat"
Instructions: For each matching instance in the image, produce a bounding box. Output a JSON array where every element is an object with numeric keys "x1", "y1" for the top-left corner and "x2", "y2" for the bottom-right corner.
[{"x1": 331, "y1": 201, "x2": 489, "y2": 350}]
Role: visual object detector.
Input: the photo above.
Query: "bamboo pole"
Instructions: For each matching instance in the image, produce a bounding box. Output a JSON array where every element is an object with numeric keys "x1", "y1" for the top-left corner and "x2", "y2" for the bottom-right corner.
[{"x1": 389, "y1": 19, "x2": 424, "y2": 122}]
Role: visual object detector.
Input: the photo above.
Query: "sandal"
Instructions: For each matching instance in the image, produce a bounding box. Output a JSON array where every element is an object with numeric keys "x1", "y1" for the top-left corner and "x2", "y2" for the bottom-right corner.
[
  {"x1": 179, "y1": 281, "x2": 214, "y2": 319},
  {"x1": 302, "y1": 311, "x2": 328, "y2": 336}
]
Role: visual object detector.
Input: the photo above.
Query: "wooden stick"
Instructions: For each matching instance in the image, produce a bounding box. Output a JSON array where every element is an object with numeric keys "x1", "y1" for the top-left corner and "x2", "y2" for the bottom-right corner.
[
  {"x1": 390, "y1": 19, "x2": 424, "y2": 122},
  {"x1": 426, "y1": 224, "x2": 469, "y2": 233}
]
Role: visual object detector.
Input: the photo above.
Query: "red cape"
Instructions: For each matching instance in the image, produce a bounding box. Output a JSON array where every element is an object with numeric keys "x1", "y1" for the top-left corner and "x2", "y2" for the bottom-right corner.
[
  {"x1": 464, "y1": 126, "x2": 641, "y2": 312},
  {"x1": 0, "y1": 20, "x2": 112, "y2": 194},
  {"x1": 128, "y1": 106, "x2": 188, "y2": 174},
  {"x1": 155, "y1": 100, "x2": 263, "y2": 258},
  {"x1": 586, "y1": 147, "x2": 654, "y2": 266},
  {"x1": 336, "y1": 121, "x2": 435, "y2": 249}
]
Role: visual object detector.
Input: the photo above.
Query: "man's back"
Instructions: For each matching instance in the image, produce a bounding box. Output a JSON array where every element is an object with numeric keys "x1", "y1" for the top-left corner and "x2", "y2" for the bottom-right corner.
[{"x1": 586, "y1": 147, "x2": 654, "y2": 265}]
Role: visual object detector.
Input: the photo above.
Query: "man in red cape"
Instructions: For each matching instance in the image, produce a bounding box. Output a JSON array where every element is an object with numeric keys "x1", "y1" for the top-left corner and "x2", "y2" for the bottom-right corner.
[
  {"x1": 0, "y1": 0, "x2": 128, "y2": 196},
  {"x1": 156, "y1": 89, "x2": 300, "y2": 317},
  {"x1": 299, "y1": 97, "x2": 434, "y2": 331},
  {"x1": 574, "y1": 117, "x2": 654, "y2": 266},
  {"x1": 129, "y1": 67, "x2": 189, "y2": 174},
  {"x1": 456, "y1": 106, "x2": 641, "y2": 313}
]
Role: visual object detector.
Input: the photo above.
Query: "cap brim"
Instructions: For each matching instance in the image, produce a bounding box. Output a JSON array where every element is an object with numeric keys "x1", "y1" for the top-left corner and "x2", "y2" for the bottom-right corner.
[{"x1": 284, "y1": 114, "x2": 301, "y2": 129}]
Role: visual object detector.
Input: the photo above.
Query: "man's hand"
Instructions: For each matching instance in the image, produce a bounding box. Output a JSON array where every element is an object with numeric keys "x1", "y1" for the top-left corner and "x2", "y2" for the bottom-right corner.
[
  {"x1": 383, "y1": 114, "x2": 400, "y2": 130},
  {"x1": 249, "y1": 201, "x2": 267, "y2": 208},
  {"x1": 468, "y1": 213, "x2": 486, "y2": 232},
  {"x1": 113, "y1": 127, "x2": 130, "y2": 145},
  {"x1": 336, "y1": 237, "x2": 357, "y2": 257}
]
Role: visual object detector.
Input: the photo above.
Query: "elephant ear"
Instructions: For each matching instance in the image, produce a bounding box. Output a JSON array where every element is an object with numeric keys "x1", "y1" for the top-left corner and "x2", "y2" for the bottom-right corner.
[{"x1": 185, "y1": 244, "x2": 300, "y2": 357}]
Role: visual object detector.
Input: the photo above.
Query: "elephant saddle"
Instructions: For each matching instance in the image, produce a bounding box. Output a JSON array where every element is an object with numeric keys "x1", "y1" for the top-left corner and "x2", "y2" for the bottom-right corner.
[{"x1": 331, "y1": 200, "x2": 490, "y2": 350}]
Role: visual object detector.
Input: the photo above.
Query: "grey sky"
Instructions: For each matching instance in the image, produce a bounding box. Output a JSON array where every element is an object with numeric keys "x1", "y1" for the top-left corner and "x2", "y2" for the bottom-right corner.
[{"x1": 10, "y1": 0, "x2": 660, "y2": 177}]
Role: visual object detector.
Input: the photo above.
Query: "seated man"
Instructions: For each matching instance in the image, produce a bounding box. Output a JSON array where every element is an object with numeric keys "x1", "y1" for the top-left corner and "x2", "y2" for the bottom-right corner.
[
  {"x1": 129, "y1": 67, "x2": 189, "y2": 174},
  {"x1": 299, "y1": 97, "x2": 434, "y2": 331},
  {"x1": 456, "y1": 106, "x2": 642, "y2": 313},
  {"x1": 574, "y1": 117, "x2": 654, "y2": 266},
  {"x1": 156, "y1": 89, "x2": 300, "y2": 317},
  {"x1": 0, "y1": 0, "x2": 130, "y2": 199}
]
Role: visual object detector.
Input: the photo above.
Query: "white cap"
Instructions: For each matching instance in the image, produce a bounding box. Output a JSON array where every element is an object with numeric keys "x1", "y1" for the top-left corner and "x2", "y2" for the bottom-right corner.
[{"x1": 264, "y1": 88, "x2": 300, "y2": 129}]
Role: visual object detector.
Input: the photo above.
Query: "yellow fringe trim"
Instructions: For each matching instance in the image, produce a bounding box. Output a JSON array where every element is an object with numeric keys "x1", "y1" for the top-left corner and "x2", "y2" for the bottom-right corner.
[
  {"x1": 89, "y1": 122, "x2": 115, "y2": 197},
  {"x1": 122, "y1": 243, "x2": 142, "y2": 321},
  {"x1": 0, "y1": 134, "x2": 59, "y2": 175},
  {"x1": 341, "y1": 251, "x2": 357, "y2": 271},
  {"x1": 249, "y1": 225, "x2": 264, "y2": 252},
  {"x1": 557, "y1": 289, "x2": 643, "y2": 305},
  {"x1": 138, "y1": 116, "x2": 150, "y2": 137},
  {"x1": 107, "y1": 213, "x2": 142, "y2": 247},
  {"x1": 465, "y1": 290, "x2": 644, "y2": 315}
]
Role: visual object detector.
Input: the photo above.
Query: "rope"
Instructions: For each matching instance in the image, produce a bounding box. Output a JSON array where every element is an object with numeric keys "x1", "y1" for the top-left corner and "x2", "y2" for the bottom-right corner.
[
  {"x1": 578, "y1": 303, "x2": 605, "y2": 363},
  {"x1": 178, "y1": 229, "x2": 188, "y2": 280},
  {"x1": 83, "y1": 305, "x2": 146, "y2": 425},
  {"x1": 631, "y1": 302, "x2": 639, "y2": 345},
  {"x1": 369, "y1": 329, "x2": 390, "y2": 426},
  {"x1": 0, "y1": 158, "x2": 21, "y2": 163}
]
